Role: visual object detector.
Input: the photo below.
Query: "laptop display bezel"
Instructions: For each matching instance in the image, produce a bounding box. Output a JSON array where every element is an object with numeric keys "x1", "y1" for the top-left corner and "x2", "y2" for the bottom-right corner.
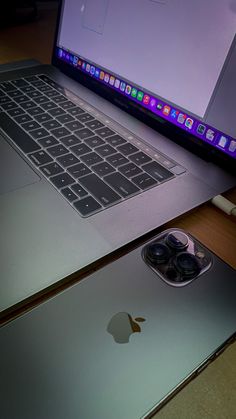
[{"x1": 51, "y1": 1, "x2": 235, "y2": 172}]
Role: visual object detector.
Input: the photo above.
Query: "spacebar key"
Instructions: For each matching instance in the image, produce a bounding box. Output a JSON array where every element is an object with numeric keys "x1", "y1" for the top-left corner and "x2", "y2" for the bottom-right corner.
[
  {"x1": 79, "y1": 173, "x2": 121, "y2": 206},
  {"x1": 0, "y1": 112, "x2": 40, "y2": 153}
]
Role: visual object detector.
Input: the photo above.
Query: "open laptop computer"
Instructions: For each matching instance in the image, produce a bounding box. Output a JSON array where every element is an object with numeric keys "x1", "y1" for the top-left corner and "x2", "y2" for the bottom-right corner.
[
  {"x1": 0, "y1": 0, "x2": 235, "y2": 318},
  {"x1": 0, "y1": 229, "x2": 235, "y2": 419}
]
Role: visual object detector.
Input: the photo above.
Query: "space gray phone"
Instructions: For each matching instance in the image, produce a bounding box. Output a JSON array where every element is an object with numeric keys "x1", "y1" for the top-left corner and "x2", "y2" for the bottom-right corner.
[{"x1": 0, "y1": 229, "x2": 235, "y2": 419}]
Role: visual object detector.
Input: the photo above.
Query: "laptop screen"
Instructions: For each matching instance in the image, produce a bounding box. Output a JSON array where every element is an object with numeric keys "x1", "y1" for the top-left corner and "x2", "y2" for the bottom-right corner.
[{"x1": 55, "y1": 0, "x2": 236, "y2": 159}]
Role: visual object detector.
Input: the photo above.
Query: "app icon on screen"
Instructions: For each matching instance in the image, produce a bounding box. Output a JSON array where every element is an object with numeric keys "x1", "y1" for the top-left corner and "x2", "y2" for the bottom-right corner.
[
  {"x1": 86, "y1": 63, "x2": 90, "y2": 72},
  {"x1": 170, "y1": 109, "x2": 179, "y2": 119},
  {"x1": 229, "y1": 140, "x2": 236, "y2": 152},
  {"x1": 125, "y1": 85, "x2": 132, "y2": 95},
  {"x1": 157, "y1": 102, "x2": 163, "y2": 110},
  {"x1": 163, "y1": 105, "x2": 171, "y2": 116},
  {"x1": 114, "y1": 79, "x2": 121, "y2": 89},
  {"x1": 131, "y1": 88, "x2": 138, "y2": 98},
  {"x1": 90, "y1": 66, "x2": 95, "y2": 75},
  {"x1": 120, "y1": 82, "x2": 126, "y2": 92},
  {"x1": 185, "y1": 118, "x2": 194, "y2": 129},
  {"x1": 177, "y1": 113, "x2": 186, "y2": 124},
  {"x1": 95, "y1": 69, "x2": 100, "y2": 77},
  {"x1": 206, "y1": 129, "x2": 215, "y2": 141},
  {"x1": 137, "y1": 91, "x2": 144, "y2": 101},
  {"x1": 150, "y1": 99, "x2": 156, "y2": 107},
  {"x1": 100, "y1": 71, "x2": 105, "y2": 80},
  {"x1": 218, "y1": 135, "x2": 228, "y2": 148},
  {"x1": 109, "y1": 76, "x2": 115, "y2": 86},
  {"x1": 73, "y1": 56, "x2": 78, "y2": 66},
  {"x1": 82, "y1": 62, "x2": 86, "y2": 70},
  {"x1": 104, "y1": 73, "x2": 110, "y2": 83},
  {"x1": 197, "y1": 124, "x2": 206, "y2": 135},
  {"x1": 143, "y1": 95, "x2": 150, "y2": 105}
]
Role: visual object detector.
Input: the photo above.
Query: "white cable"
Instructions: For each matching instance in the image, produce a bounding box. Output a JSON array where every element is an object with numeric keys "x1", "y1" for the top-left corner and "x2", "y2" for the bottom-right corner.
[{"x1": 211, "y1": 195, "x2": 236, "y2": 216}]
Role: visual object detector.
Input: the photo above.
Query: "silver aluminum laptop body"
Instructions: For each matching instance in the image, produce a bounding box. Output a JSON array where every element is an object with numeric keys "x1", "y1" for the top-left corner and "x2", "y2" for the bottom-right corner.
[
  {"x1": 0, "y1": 0, "x2": 236, "y2": 317},
  {"x1": 0, "y1": 229, "x2": 235, "y2": 419}
]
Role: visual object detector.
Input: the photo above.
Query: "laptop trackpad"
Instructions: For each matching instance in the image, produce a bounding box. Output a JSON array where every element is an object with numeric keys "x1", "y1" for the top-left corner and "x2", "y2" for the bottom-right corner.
[{"x1": 0, "y1": 137, "x2": 40, "y2": 195}]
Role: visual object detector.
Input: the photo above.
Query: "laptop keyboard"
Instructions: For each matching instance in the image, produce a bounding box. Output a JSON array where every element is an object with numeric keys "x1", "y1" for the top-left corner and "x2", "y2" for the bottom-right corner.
[{"x1": 0, "y1": 74, "x2": 185, "y2": 217}]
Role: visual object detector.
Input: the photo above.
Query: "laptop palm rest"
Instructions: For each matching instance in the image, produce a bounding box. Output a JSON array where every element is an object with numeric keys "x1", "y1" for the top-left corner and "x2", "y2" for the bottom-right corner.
[{"x1": 0, "y1": 137, "x2": 40, "y2": 195}]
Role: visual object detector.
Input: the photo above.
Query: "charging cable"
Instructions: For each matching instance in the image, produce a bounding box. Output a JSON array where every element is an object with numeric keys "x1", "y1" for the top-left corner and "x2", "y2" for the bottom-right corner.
[{"x1": 211, "y1": 195, "x2": 236, "y2": 216}]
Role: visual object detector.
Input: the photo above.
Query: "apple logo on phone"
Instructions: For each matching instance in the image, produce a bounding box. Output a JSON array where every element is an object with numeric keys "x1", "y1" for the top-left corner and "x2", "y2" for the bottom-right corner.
[{"x1": 107, "y1": 312, "x2": 146, "y2": 344}]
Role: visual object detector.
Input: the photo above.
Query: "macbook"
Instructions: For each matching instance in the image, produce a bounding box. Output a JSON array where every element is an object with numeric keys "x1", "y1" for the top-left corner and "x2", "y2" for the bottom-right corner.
[{"x1": 0, "y1": 0, "x2": 235, "y2": 317}]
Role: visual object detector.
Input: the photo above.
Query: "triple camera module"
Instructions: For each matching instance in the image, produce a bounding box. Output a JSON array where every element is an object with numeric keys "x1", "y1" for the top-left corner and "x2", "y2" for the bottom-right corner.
[{"x1": 142, "y1": 229, "x2": 212, "y2": 287}]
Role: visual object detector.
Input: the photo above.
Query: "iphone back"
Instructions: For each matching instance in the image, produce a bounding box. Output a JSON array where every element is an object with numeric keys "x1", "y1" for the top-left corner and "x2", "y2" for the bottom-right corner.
[{"x1": 0, "y1": 229, "x2": 235, "y2": 419}]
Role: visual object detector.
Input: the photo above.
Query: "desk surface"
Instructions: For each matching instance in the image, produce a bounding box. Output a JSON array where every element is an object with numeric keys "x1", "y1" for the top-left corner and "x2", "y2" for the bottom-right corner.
[{"x1": 1, "y1": 3, "x2": 236, "y2": 418}]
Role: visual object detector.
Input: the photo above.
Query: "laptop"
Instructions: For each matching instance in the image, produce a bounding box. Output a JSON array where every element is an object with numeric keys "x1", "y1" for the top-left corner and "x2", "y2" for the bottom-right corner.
[
  {"x1": 0, "y1": 229, "x2": 235, "y2": 419},
  {"x1": 0, "y1": 0, "x2": 236, "y2": 317}
]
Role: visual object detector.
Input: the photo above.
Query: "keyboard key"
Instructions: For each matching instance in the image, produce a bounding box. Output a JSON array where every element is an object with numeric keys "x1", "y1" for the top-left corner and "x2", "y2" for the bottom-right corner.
[
  {"x1": 21, "y1": 101, "x2": 37, "y2": 110},
  {"x1": 60, "y1": 101, "x2": 76, "y2": 110},
  {"x1": 36, "y1": 96, "x2": 51, "y2": 104},
  {"x1": 95, "y1": 144, "x2": 116, "y2": 157},
  {"x1": 70, "y1": 143, "x2": 91, "y2": 156},
  {"x1": 30, "y1": 91, "x2": 44, "y2": 98},
  {"x1": 57, "y1": 153, "x2": 79, "y2": 168},
  {"x1": 61, "y1": 187, "x2": 78, "y2": 202},
  {"x1": 50, "y1": 173, "x2": 75, "y2": 188},
  {"x1": 61, "y1": 135, "x2": 81, "y2": 147},
  {"x1": 79, "y1": 174, "x2": 121, "y2": 206},
  {"x1": 47, "y1": 91, "x2": 62, "y2": 98},
  {"x1": 11, "y1": 79, "x2": 29, "y2": 88},
  {"x1": 43, "y1": 101, "x2": 58, "y2": 111},
  {"x1": 15, "y1": 114, "x2": 33, "y2": 124},
  {"x1": 77, "y1": 113, "x2": 94, "y2": 123},
  {"x1": 29, "y1": 150, "x2": 52, "y2": 166},
  {"x1": 14, "y1": 95, "x2": 29, "y2": 103},
  {"x1": 50, "y1": 127, "x2": 70, "y2": 138},
  {"x1": 38, "y1": 85, "x2": 52, "y2": 92},
  {"x1": 106, "y1": 135, "x2": 127, "y2": 146},
  {"x1": 74, "y1": 128, "x2": 94, "y2": 140},
  {"x1": 48, "y1": 107, "x2": 66, "y2": 117},
  {"x1": 142, "y1": 161, "x2": 174, "y2": 182},
  {"x1": 129, "y1": 151, "x2": 152, "y2": 166},
  {"x1": 104, "y1": 172, "x2": 139, "y2": 197},
  {"x1": 68, "y1": 106, "x2": 84, "y2": 116},
  {"x1": 9, "y1": 89, "x2": 24, "y2": 98},
  {"x1": 30, "y1": 128, "x2": 48, "y2": 139},
  {"x1": 28, "y1": 107, "x2": 44, "y2": 116},
  {"x1": 0, "y1": 82, "x2": 16, "y2": 92},
  {"x1": 0, "y1": 112, "x2": 40, "y2": 153},
  {"x1": 0, "y1": 96, "x2": 11, "y2": 104},
  {"x1": 53, "y1": 95, "x2": 67, "y2": 103},
  {"x1": 84, "y1": 136, "x2": 105, "y2": 148},
  {"x1": 106, "y1": 153, "x2": 129, "y2": 167},
  {"x1": 68, "y1": 163, "x2": 91, "y2": 178},
  {"x1": 42, "y1": 120, "x2": 61, "y2": 130},
  {"x1": 119, "y1": 163, "x2": 142, "y2": 178},
  {"x1": 117, "y1": 143, "x2": 139, "y2": 156},
  {"x1": 80, "y1": 152, "x2": 102, "y2": 166},
  {"x1": 1, "y1": 101, "x2": 18, "y2": 111},
  {"x1": 85, "y1": 119, "x2": 104, "y2": 130},
  {"x1": 35, "y1": 113, "x2": 53, "y2": 123},
  {"x1": 74, "y1": 196, "x2": 102, "y2": 216},
  {"x1": 48, "y1": 144, "x2": 68, "y2": 157},
  {"x1": 40, "y1": 162, "x2": 63, "y2": 177},
  {"x1": 71, "y1": 183, "x2": 88, "y2": 198},
  {"x1": 21, "y1": 121, "x2": 41, "y2": 131},
  {"x1": 95, "y1": 127, "x2": 115, "y2": 138},
  {"x1": 38, "y1": 136, "x2": 59, "y2": 148},
  {"x1": 64, "y1": 120, "x2": 84, "y2": 131},
  {"x1": 132, "y1": 173, "x2": 157, "y2": 190},
  {"x1": 20, "y1": 85, "x2": 36, "y2": 93},
  {"x1": 56, "y1": 114, "x2": 75, "y2": 124},
  {"x1": 92, "y1": 161, "x2": 115, "y2": 177},
  {"x1": 8, "y1": 107, "x2": 25, "y2": 117}
]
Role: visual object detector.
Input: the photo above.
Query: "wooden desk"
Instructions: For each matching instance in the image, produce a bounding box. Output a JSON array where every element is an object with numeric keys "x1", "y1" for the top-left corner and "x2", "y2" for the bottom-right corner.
[{"x1": 1, "y1": 3, "x2": 235, "y2": 418}]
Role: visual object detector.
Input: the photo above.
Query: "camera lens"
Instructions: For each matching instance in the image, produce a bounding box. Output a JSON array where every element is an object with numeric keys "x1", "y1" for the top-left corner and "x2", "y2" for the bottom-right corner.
[
  {"x1": 174, "y1": 252, "x2": 200, "y2": 278},
  {"x1": 166, "y1": 231, "x2": 189, "y2": 250},
  {"x1": 145, "y1": 242, "x2": 171, "y2": 264}
]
